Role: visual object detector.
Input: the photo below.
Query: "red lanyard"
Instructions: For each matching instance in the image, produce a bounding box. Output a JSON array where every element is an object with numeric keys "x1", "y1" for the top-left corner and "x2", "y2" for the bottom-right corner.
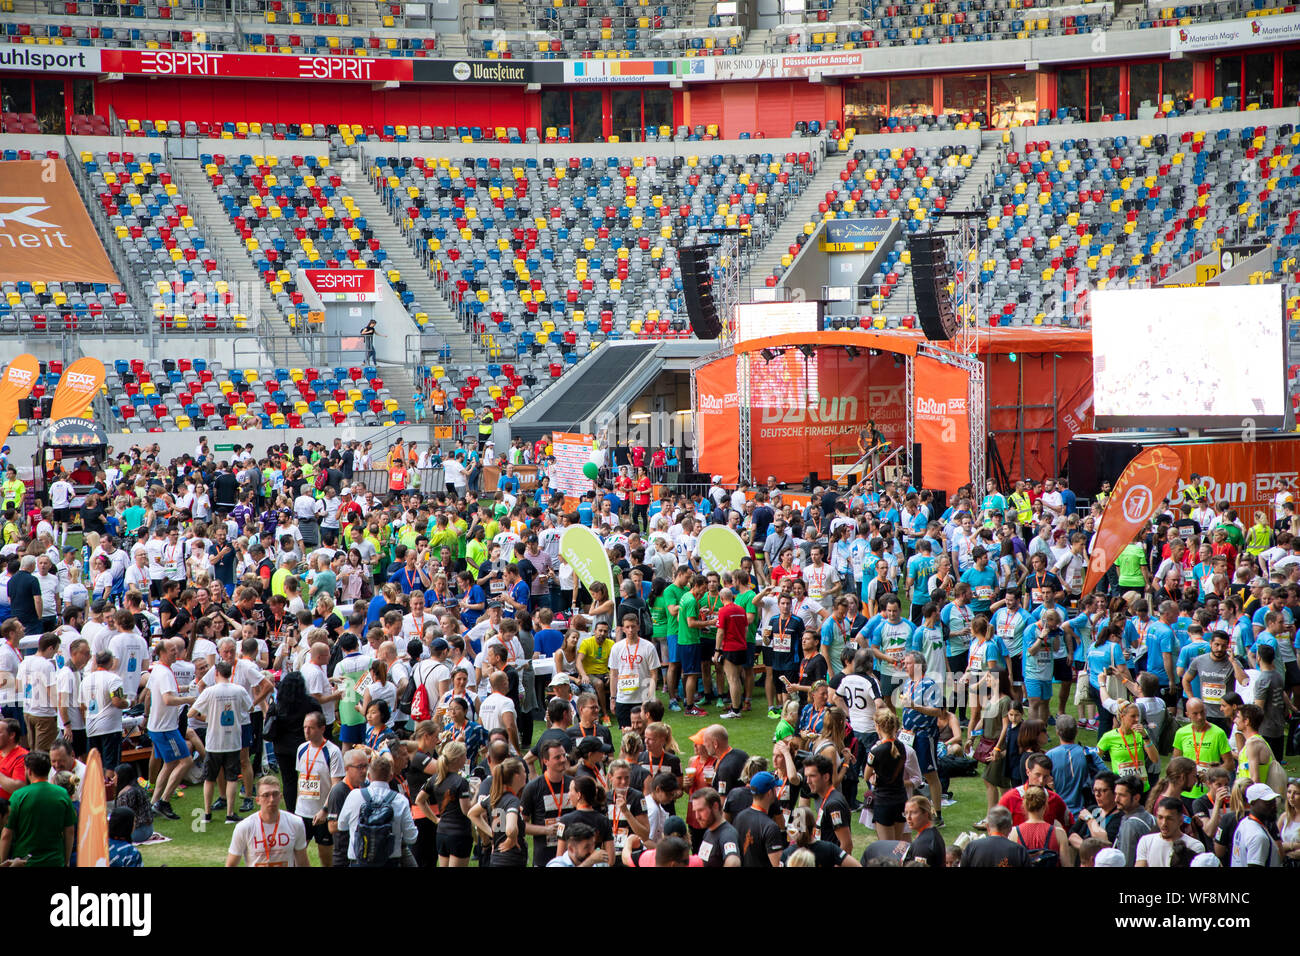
[
  {"x1": 624, "y1": 638, "x2": 641, "y2": 667},
  {"x1": 1120, "y1": 729, "x2": 1143, "y2": 768}
]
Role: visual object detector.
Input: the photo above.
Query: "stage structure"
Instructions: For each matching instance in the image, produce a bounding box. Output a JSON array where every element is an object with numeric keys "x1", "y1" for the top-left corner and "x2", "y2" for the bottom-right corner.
[{"x1": 693, "y1": 328, "x2": 985, "y2": 495}]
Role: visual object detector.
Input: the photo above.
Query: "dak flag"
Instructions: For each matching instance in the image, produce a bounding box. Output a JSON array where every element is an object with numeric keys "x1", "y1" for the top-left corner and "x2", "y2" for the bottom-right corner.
[{"x1": 1082, "y1": 445, "x2": 1183, "y2": 595}]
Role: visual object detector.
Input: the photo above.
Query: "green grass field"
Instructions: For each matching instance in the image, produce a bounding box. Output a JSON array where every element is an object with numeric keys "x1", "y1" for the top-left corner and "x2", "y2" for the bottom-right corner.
[{"x1": 137, "y1": 687, "x2": 1300, "y2": 866}]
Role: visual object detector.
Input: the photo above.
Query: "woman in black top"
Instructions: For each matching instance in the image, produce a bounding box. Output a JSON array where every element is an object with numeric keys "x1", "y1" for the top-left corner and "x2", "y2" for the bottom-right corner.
[
  {"x1": 415, "y1": 739, "x2": 475, "y2": 867},
  {"x1": 557, "y1": 773, "x2": 616, "y2": 863},
  {"x1": 864, "y1": 710, "x2": 908, "y2": 842},
  {"x1": 469, "y1": 756, "x2": 527, "y2": 867},
  {"x1": 784, "y1": 631, "x2": 828, "y2": 712},
  {"x1": 268, "y1": 670, "x2": 323, "y2": 813}
]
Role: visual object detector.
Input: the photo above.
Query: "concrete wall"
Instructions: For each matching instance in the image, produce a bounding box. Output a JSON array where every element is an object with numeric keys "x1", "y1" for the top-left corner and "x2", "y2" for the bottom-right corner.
[
  {"x1": 1008, "y1": 107, "x2": 1300, "y2": 150},
  {"x1": 4, "y1": 423, "x2": 433, "y2": 470}
]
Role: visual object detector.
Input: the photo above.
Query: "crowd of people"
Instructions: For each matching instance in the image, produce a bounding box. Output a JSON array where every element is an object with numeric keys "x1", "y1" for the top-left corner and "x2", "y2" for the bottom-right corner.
[{"x1": 0, "y1": 442, "x2": 1296, "y2": 869}]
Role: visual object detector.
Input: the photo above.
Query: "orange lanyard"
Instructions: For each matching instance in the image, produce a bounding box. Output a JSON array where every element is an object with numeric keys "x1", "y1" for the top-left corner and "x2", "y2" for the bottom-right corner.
[
  {"x1": 648, "y1": 751, "x2": 666, "y2": 777},
  {"x1": 258, "y1": 815, "x2": 281, "y2": 865},
  {"x1": 1191, "y1": 726, "x2": 1207, "y2": 765},
  {"x1": 624, "y1": 638, "x2": 641, "y2": 668},
  {"x1": 303, "y1": 743, "x2": 324, "y2": 780},
  {"x1": 543, "y1": 773, "x2": 564, "y2": 813},
  {"x1": 1120, "y1": 729, "x2": 1143, "y2": 767},
  {"x1": 816, "y1": 789, "x2": 833, "y2": 826}
]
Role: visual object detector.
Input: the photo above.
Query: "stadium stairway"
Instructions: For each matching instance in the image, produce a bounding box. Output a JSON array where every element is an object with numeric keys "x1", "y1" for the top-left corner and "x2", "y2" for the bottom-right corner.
[
  {"x1": 346, "y1": 179, "x2": 480, "y2": 366},
  {"x1": 740, "y1": 148, "x2": 857, "y2": 291},
  {"x1": 170, "y1": 157, "x2": 315, "y2": 360}
]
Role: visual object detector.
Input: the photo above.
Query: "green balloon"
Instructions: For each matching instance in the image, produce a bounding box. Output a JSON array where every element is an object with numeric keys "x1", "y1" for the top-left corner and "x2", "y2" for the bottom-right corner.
[{"x1": 582, "y1": 462, "x2": 599, "y2": 480}]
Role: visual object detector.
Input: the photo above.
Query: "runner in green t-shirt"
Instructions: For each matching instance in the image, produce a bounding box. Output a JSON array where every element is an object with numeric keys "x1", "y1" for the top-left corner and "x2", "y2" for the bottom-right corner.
[
  {"x1": 1096, "y1": 703, "x2": 1160, "y2": 786},
  {"x1": 1171, "y1": 702, "x2": 1232, "y2": 798},
  {"x1": 676, "y1": 576, "x2": 707, "y2": 716},
  {"x1": 1115, "y1": 540, "x2": 1150, "y2": 591},
  {"x1": 662, "y1": 567, "x2": 690, "y2": 711}
]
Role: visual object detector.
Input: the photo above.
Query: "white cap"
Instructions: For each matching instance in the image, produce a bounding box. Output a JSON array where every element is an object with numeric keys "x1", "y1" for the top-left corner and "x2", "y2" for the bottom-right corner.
[
  {"x1": 1093, "y1": 848, "x2": 1126, "y2": 867},
  {"x1": 712, "y1": 475, "x2": 722, "y2": 483},
  {"x1": 1190, "y1": 852, "x2": 1221, "y2": 868},
  {"x1": 548, "y1": 672, "x2": 571, "y2": 687},
  {"x1": 1246, "y1": 783, "x2": 1280, "y2": 803}
]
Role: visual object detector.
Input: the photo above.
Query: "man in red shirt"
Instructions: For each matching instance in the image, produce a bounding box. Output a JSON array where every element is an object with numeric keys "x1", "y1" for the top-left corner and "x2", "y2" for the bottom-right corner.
[
  {"x1": 998, "y1": 753, "x2": 1074, "y2": 830},
  {"x1": 0, "y1": 717, "x2": 29, "y2": 801},
  {"x1": 713, "y1": 589, "x2": 750, "y2": 721},
  {"x1": 632, "y1": 468, "x2": 653, "y2": 533}
]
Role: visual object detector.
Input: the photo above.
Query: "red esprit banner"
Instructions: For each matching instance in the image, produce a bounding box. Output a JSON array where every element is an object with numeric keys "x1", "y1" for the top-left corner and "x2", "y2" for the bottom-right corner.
[
  {"x1": 99, "y1": 49, "x2": 414, "y2": 82},
  {"x1": 1082, "y1": 444, "x2": 1184, "y2": 595},
  {"x1": 304, "y1": 269, "x2": 376, "y2": 295},
  {"x1": 913, "y1": 355, "x2": 971, "y2": 496}
]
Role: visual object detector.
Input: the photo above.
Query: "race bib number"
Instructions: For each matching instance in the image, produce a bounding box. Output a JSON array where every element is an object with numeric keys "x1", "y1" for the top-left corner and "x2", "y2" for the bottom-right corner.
[
  {"x1": 1114, "y1": 758, "x2": 1140, "y2": 773},
  {"x1": 772, "y1": 632, "x2": 792, "y2": 653},
  {"x1": 1030, "y1": 588, "x2": 1043, "y2": 605},
  {"x1": 699, "y1": 840, "x2": 713, "y2": 862},
  {"x1": 808, "y1": 586, "x2": 823, "y2": 600},
  {"x1": 1201, "y1": 681, "x2": 1225, "y2": 705},
  {"x1": 975, "y1": 586, "x2": 994, "y2": 600},
  {"x1": 614, "y1": 831, "x2": 627, "y2": 851},
  {"x1": 298, "y1": 775, "x2": 321, "y2": 798},
  {"x1": 617, "y1": 673, "x2": 640, "y2": 696},
  {"x1": 898, "y1": 730, "x2": 916, "y2": 748}
]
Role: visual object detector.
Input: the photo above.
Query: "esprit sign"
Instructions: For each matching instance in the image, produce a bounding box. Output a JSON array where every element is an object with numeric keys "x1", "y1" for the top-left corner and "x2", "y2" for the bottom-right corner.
[{"x1": 304, "y1": 269, "x2": 379, "y2": 301}]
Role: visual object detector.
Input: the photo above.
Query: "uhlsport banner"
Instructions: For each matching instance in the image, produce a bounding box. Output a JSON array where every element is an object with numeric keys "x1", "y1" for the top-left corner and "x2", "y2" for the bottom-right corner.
[
  {"x1": 0, "y1": 160, "x2": 119, "y2": 284},
  {"x1": 50, "y1": 356, "x2": 106, "y2": 420},
  {"x1": 696, "y1": 525, "x2": 749, "y2": 576},
  {"x1": 560, "y1": 524, "x2": 614, "y2": 598},
  {"x1": 0, "y1": 354, "x2": 40, "y2": 447},
  {"x1": 1082, "y1": 445, "x2": 1184, "y2": 595}
]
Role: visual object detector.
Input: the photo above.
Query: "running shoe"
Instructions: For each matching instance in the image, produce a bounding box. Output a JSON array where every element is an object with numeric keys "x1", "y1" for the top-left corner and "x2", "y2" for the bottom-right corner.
[
  {"x1": 211, "y1": 796, "x2": 227, "y2": 811},
  {"x1": 669, "y1": 700, "x2": 682, "y2": 712},
  {"x1": 239, "y1": 798, "x2": 256, "y2": 813},
  {"x1": 224, "y1": 814, "x2": 242, "y2": 825},
  {"x1": 720, "y1": 709, "x2": 740, "y2": 719},
  {"x1": 767, "y1": 706, "x2": 782, "y2": 719},
  {"x1": 685, "y1": 705, "x2": 708, "y2": 717},
  {"x1": 152, "y1": 800, "x2": 180, "y2": 821}
]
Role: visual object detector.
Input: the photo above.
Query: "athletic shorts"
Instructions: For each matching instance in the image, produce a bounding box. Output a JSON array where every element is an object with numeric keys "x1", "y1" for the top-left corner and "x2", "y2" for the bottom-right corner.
[
  {"x1": 338, "y1": 722, "x2": 366, "y2": 744},
  {"x1": 911, "y1": 730, "x2": 940, "y2": 775},
  {"x1": 1010, "y1": 655, "x2": 1024, "y2": 683},
  {"x1": 1052, "y1": 658, "x2": 1073, "y2": 683},
  {"x1": 678, "y1": 643, "x2": 702, "y2": 677},
  {"x1": 776, "y1": 666, "x2": 800, "y2": 689},
  {"x1": 719, "y1": 648, "x2": 747, "y2": 668},
  {"x1": 437, "y1": 829, "x2": 473, "y2": 859},
  {"x1": 1285, "y1": 660, "x2": 1300, "y2": 689},
  {"x1": 300, "y1": 816, "x2": 333, "y2": 845},
  {"x1": 1025, "y1": 678, "x2": 1053, "y2": 700},
  {"x1": 152, "y1": 727, "x2": 190, "y2": 763},
  {"x1": 699, "y1": 638, "x2": 716, "y2": 660},
  {"x1": 873, "y1": 798, "x2": 906, "y2": 827},
  {"x1": 666, "y1": 632, "x2": 680, "y2": 665},
  {"x1": 240, "y1": 723, "x2": 254, "y2": 750},
  {"x1": 946, "y1": 650, "x2": 969, "y2": 676},
  {"x1": 204, "y1": 749, "x2": 241, "y2": 782},
  {"x1": 52, "y1": 507, "x2": 70, "y2": 524},
  {"x1": 746, "y1": 644, "x2": 758, "y2": 668},
  {"x1": 614, "y1": 701, "x2": 638, "y2": 729}
]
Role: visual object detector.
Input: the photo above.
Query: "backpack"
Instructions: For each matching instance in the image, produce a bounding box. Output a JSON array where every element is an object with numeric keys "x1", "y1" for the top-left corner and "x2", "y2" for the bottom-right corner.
[
  {"x1": 1014, "y1": 823, "x2": 1060, "y2": 868},
  {"x1": 408, "y1": 660, "x2": 434, "y2": 723},
  {"x1": 314, "y1": 468, "x2": 327, "y2": 491},
  {"x1": 354, "y1": 788, "x2": 396, "y2": 866}
]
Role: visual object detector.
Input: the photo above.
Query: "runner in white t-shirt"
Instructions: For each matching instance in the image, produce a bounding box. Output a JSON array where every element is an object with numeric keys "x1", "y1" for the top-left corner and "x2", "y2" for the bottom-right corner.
[
  {"x1": 225, "y1": 776, "x2": 309, "y2": 867},
  {"x1": 294, "y1": 712, "x2": 345, "y2": 867}
]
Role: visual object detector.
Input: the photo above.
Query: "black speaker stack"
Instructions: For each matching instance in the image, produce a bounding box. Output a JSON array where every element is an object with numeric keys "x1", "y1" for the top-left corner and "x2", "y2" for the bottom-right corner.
[
  {"x1": 678, "y1": 244, "x2": 722, "y2": 339},
  {"x1": 907, "y1": 233, "x2": 957, "y2": 341}
]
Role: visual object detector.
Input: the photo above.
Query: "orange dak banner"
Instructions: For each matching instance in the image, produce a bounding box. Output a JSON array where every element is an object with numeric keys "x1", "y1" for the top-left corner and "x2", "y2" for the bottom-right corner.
[
  {"x1": 0, "y1": 160, "x2": 119, "y2": 285},
  {"x1": 0, "y1": 354, "x2": 40, "y2": 447},
  {"x1": 913, "y1": 356, "x2": 971, "y2": 495},
  {"x1": 747, "y1": 350, "x2": 905, "y2": 484},
  {"x1": 50, "y1": 356, "x2": 106, "y2": 420},
  {"x1": 695, "y1": 354, "x2": 739, "y2": 484},
  {"x1": 1082, "y1": 444, "x2": 1183, "y2": 595}
]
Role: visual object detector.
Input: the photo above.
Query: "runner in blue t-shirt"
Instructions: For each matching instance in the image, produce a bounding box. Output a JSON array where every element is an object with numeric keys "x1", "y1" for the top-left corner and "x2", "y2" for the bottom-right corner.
[
  {"x1": 990, "y1": 588, "x2": 1034, "y2": 690},
  {"x1": 1023, "y1": 609, "x2": 1061, "y2": 723},
  {"x1": 960, "y1": 546, "x2": 998, "y2": 616}
]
